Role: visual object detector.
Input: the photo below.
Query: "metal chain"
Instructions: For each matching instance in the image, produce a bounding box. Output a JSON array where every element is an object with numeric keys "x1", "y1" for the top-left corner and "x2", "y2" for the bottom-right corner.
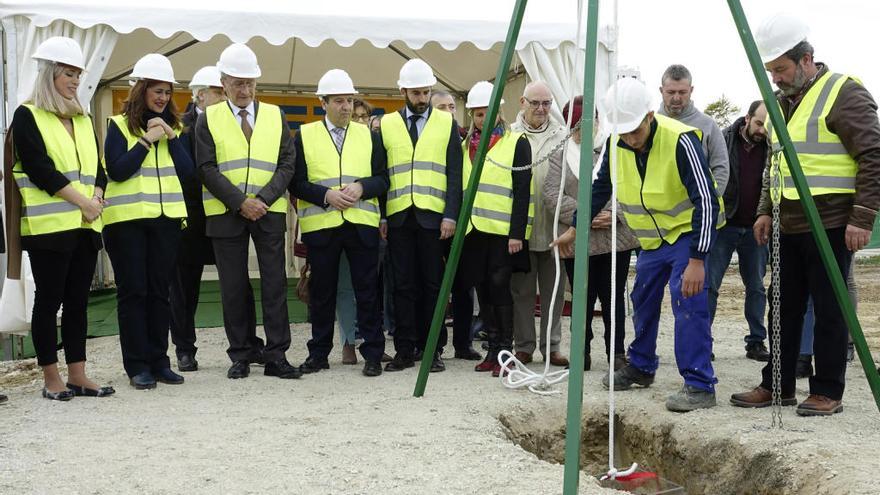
[
  {"x1": 485, "y1": 122, "x2": 580, "y2": 171},
  {"x1": 770, "y1": 146, "x2": 784, "y2": 429}
]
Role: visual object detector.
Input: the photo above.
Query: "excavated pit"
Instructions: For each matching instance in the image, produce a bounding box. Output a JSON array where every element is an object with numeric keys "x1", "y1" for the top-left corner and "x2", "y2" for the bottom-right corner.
[{"x1": 499, "y1": 406, "x2": 834, "y2": 494}]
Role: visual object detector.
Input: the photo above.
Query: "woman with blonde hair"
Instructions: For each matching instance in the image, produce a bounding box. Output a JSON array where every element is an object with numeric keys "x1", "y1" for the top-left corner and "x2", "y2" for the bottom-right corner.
[
  {"x1": 103, "y1": 53, "x2": 193, "y2": 389},
  {"x1": 11, "y1": 37, "x2": 113, "y2": 400}
]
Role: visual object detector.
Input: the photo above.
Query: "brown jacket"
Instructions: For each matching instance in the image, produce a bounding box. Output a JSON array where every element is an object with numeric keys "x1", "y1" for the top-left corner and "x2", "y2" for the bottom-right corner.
[{"x1": 757, "y1": 63, "x2": 880, "y2": 233}]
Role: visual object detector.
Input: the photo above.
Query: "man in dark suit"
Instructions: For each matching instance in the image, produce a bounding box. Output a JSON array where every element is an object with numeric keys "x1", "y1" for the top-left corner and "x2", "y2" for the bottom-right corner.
[
  {"x1": 291, "y1": 69, "x2": 389, "y2": 377},
  {"x1": 378, "y1": 59, "x2": 463, "y2": 372},
  {"x1": 195, "y1": 43, "x2": 300, "y2": 380},
  {"x1": 170, "y1": 66, "x2": 226, "y2": 372}
]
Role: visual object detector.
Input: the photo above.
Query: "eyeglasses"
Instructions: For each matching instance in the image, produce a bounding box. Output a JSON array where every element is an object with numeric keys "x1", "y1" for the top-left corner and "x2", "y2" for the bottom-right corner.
[{"x1": 524, "y1": 97, "x2": 553, "y2": 109}]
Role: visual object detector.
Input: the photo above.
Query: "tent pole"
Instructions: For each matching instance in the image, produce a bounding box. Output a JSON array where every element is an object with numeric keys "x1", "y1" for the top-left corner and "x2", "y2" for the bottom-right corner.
[
  {"x1": 561, "y1": 1, "x2": 600, "y2": 493},
  {"x1": 413, "y1": 0, "x2": 528, "y2": 398},
  {"x1": 726, "y1": 0, "x2": 880, "y2": 412}
]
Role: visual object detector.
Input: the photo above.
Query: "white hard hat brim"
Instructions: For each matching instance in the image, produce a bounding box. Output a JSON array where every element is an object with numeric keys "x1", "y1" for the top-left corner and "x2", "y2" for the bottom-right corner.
[
  {"x1": 609, "y1": 115, "x2": 645, "y2": 135},
  {"x1": 397, "y1": 76, "x2": 438, "y2": 89},
  {"x1": 33, "y1": 56, "x2": 88, "y2": 72},
  {"x1": 465, "y1": 98, "x2": 504, "y2": 109}
]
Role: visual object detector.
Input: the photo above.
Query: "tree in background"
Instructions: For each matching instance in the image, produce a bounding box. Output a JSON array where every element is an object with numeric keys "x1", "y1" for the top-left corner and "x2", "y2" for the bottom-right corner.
[{"x1": 704, "y1": 95, "x2": 740, "y2": 129}]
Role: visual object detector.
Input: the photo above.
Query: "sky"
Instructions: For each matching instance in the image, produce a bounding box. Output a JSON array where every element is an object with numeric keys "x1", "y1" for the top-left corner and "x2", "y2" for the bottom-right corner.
[{"x1": 594, "y1": 0, "x2": 879, "y2": 117}]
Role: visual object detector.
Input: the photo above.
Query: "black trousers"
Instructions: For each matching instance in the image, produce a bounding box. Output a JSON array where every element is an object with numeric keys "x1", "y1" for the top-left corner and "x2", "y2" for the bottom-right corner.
[
  {"x1": 169, "y1": 259, "x2": 204, "y2": 358},
  {"x1": 212, "y1": 225, "x2": 289, "y2": 363},
  {"x1": 388, "y1": 213, "x2": 445, "y2": 357},
  {"x1": 305, "y1": 222, "x2": 384, "y2": 363},
  {"x1": 104, "y1": 217, "x2": 182, "y2": 377},
  {"x1": 565, "y1": 249, "x2": 632, "y2": 358},
  {"x1": 27, "y1": 230, "x2": 98, "y2": 366},
  {"x1": 761, "y1": 227, "x2": 851, "y2": 400},
  {"x1": 450, "y1": 286, "x2": 476, "y2": 352}
]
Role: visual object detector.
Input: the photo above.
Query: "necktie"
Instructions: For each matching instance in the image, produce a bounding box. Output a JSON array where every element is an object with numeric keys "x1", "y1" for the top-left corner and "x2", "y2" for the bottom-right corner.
[
  {"x1": 408, "y1": 114, "x2": 420, "y2": 146},
  {"x1": 239, "y1": 109, "x2": 253, "y2": 142},
  {"x1": 331, "y1": 127, "x2": 344, "y2": 153}
]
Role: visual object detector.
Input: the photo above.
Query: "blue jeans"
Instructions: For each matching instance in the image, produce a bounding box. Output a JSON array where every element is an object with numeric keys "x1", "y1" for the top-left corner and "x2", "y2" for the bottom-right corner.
[
  {"x1": 628, "y1": 235, "x2": 717, "y2": 392},
  {"x1": 707, "y1": 224, "x2": 768, "y2": 344}
]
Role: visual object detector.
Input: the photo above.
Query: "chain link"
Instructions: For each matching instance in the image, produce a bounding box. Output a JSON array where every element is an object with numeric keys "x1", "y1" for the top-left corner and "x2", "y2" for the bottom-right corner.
[
  {"x1": 770, "y1": 149, "x2": 784, "y2": 429},
  {"x1": 485, "y1": 122, "x2": 580, "y2": 171}
]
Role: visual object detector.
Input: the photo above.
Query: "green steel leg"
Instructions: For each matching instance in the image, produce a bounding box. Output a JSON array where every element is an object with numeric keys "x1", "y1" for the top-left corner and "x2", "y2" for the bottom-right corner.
[
  {"x1": 727, "y1": 0, "x2": 880, "y2": 412},
  {"x1": 561, "y1": 1, "x2": 601, "y2": 493},
  {"x1": 413, "y1": 0, "x2": 529, "y2": 398}
]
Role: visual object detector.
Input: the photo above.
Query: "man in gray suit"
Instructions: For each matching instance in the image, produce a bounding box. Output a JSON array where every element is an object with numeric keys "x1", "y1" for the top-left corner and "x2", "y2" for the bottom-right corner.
[{"x1": 195, "y1": 43, "x2": 300, "y2": 380}]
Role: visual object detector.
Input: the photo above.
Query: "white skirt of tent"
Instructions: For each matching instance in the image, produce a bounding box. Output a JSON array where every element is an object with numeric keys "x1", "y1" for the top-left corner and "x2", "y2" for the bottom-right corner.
[{"x1": 0, "y1": 251, "x2": 35, "y2": 335}]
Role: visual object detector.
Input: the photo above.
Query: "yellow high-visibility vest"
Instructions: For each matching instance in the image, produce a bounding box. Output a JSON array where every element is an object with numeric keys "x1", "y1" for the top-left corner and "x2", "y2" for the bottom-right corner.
[
  {"x1": 203, "y1": 102, "x2": 288, "y2": 216},
  {"x1": 462, "y1": 131, "x2": 534, "y2": 239},
  {"x1": 381, "y1": 109, "x2": 451, "y2": 217},
  {"x1": 103, "y1": 114, "x2": 186, "y2": 225},
  {"x1": 768, "y1": 71, "x2": 859, "y2": 201},
  {"x1": 13, "y1": 104, "x2": 102, "y2": 235},
  {"x1": 297, "y1": 121, "x2": 380, "y2": 232},
  {"x1": 616, "y1": 114, "x2": 723, "y2": 250}
]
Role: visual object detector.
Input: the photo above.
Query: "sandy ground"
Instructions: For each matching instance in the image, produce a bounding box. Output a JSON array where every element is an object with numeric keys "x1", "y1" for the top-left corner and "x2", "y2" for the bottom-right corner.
[{"x1": 1, "y1": 264, "x2": 879, "y2": 494}]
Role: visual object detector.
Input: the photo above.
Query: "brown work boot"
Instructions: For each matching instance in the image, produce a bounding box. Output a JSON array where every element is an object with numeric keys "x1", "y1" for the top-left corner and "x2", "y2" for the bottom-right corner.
[
  {"x1": 341, "y1": 344, "x2": 358, "y2": 365},
  {"x1": 730, "y1": 386, "x2": 797, "y2": 408},
  {"x1": 796, "y1": 394, "x2": 843, "y2": 416},
  {"x1": 514, "y1": 351, "x2": 533, "y2": 364},
  {"x1": 547, "y1": 351, "x2": 569, "y2": 367}
]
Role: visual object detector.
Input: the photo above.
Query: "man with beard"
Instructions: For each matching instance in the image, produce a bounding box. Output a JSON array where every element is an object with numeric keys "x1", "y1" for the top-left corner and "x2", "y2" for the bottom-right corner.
[
  {"x1": 707, "y1": 101, "x2": 771, "y2": 362},
  {"x1": 378, "y1": 59, "x2": 463, "y2": 373},
  {"x1": 731, "y1": 14, "x2": 880, "y2": 416}
]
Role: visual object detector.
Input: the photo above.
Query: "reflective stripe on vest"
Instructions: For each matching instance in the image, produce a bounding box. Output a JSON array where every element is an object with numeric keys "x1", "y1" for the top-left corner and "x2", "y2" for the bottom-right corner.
[
  {"x1": 203, "y1": 102, "x2": 289, "y2": 216},
  {"x1": 616, "y1": 114, "x2": 718, "y2": 250},
  {"x1": 462, "y1": 131, "x2": 534, "y2": 239},
  {"x1": 12, "y1": 104, "x2": 101, "y2": 235},
  {"x1": 297, "y1": 120, "x2": 380, "y2": 233},
  {"x1": 381, "y1": 110, "x2": 451, "y2": 216},
  {"x1": 103, "y1": 114, "x2": 186, "y2": 225},
  {"x1": 768, "y1": 72, "x2": 859, "y2": 201}
]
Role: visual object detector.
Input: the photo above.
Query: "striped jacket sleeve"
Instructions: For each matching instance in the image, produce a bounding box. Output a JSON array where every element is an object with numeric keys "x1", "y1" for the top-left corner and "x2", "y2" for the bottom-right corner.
[{"x1": 675, "y1": 131, "x2": 720, "y2": 260}]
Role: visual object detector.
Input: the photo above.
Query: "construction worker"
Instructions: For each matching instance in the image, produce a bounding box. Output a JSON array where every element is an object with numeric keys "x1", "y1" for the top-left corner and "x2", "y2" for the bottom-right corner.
[
  {"x1": 457, "y1": 81, "x2": 532, "y2": 377},
  {"x1": 195, "y1": 43, "x2": 300, "y2": 380},
  {"x1": 379, "y1": 59, "x2": 463, "y2": 373},
  {"x1": 11, "y1": 37, "x2": 114, "y2": 400},
  {"x1": 103, "y1": 53, "x2": 193, "y2": 389},
  {"x1": 169, "y1": 65, "x2": 226, "y2": 373},
  {"x1": 552, "y1": 77, "x2": 721, "y2": 412},
  {"x1": 731, "y1": 14, "x2": 880, "y2": 416},
  {"x1": 292, "y1": 69, "x2": 388, "y2": 377}
]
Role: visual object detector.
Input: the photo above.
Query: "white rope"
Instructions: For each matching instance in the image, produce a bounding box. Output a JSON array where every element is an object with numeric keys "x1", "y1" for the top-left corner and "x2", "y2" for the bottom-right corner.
[{"x1": 494, "y1": 0, "x2": 589, "y2": 395}]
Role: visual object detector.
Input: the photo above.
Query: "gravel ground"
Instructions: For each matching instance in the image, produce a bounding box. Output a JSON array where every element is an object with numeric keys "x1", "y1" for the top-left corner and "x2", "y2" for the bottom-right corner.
[{"x1": 1, "y1": 265, "x2": 879, "y2": 494}]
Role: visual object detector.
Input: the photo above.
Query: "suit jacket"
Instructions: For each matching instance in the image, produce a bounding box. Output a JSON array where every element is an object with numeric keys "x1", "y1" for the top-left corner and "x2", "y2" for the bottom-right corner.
[
  {"x1": 178, "y1": 105, "x2": 214, "y2": 264},
  {"x1": 290, "y1": 121, "x2": 389, "y2": 247},
  {"x1": 195, "y1": 101, "x2": 295, "y2": 238},
  {"x1": 378, "y1": 107, "x2": 463, "y2": 230}
]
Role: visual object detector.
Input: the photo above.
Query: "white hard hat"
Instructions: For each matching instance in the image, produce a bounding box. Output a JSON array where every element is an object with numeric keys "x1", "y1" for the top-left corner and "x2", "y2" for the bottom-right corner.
[
  {"x1": 466, "y1": 81, "x2": 503, "y2": 109},
  {"x1": 316, "y1": 69, "x2": 358, "y2": 97},
  {"x1": 602, "y1": 78, "x2": 652, "y2": 134},
  {"x1": 130, "y1": 54, "x2": 177, "y2": 84},
  {"x1": 755, "y1": 13, "x2": 810, "y2": 64},
  {"x1": 189, "y1": 66, "x2": 222, "y2": 88},
  {"x1": 217, "y1": 43, "x2": 261, "y2": 79},
  {"x1": 32, "y1": 36, "x2": 85, "y2": 70},
  {"x1": 397, "y1": 59, "x2": 437, "y2": 89}
]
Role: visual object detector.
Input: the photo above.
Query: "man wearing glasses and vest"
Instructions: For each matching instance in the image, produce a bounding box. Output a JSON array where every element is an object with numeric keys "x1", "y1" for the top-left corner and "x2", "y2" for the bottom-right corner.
[
  {"x1": 379, "y1": 59, "x2": 463, "y2": 373},
  {"x1": 292, "y1": 70, "x2": 389, "y2": 377},
  {"x1": 195, "y1": 43, "x2": 300, "y2": 380},
  {"x1": 731, "y1": 14, "x2": 880, "y2": 416}
]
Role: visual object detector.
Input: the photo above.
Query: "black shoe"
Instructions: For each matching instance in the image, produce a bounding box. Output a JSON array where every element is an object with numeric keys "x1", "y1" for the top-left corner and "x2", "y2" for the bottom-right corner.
[
  {"x1": 177, "y1": 353, "x2": 198, "y2": 372},
  {"x1": 384, "y1": 353, "x2": 415, "y2": 372},
  {"x1": 298, "y1": 357, "x2": 330, "y2": 374},
  {"x1": 250, "y1": 349, "x2": 267, "y2": 366},
  {"x1": 227, "y1": 360, "x2": 250, "y2": 379},
  {"x1": 846, "y1": 343, "x2": 855, "y2": 363},
  {"x1": 66, "y1": 383, "x2": 115, "y2": 397},
  {"x1": 454, "y1": 347, "x2": 483, "y2": 360},
  {"x1": 601, "y1": 364, "x2": 654, "y2": 390},
  {"x1": 745, "y1": 342, "x2": 770, "y2": 362},
  {"x1": 130, "y1": 371, "x2": 157, "y2": 390},
  {"x1": 796, "y1": 355, "x2": 813, "y2": 379},
  {"x1": 363, "y1": 360, "x2": 382, "y2": 377},
  {"x1": 265, "y1": 358, "x2": 303, "y2": 379},
  {"x1": 0, "y1": 393, "x2": 7, "y2": 404},
  {"x1": 41, "y1": 387, "x2": 75, "y2": 401},
  {"x1": 155, "y1": 368, "x2": 185, "y2": 385},
  {"x1": 430, "y1": 354, "x2": 446, "y2": 373}
]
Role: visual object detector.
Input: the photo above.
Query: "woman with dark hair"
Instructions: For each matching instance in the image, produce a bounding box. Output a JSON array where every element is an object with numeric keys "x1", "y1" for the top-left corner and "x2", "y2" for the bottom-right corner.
[
  {"x1": 103, "y1": 53, "x2": 194, "y2": 389},
  {"x1": 11, "y1": 37, "x2": 114, "y2": 400}
]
